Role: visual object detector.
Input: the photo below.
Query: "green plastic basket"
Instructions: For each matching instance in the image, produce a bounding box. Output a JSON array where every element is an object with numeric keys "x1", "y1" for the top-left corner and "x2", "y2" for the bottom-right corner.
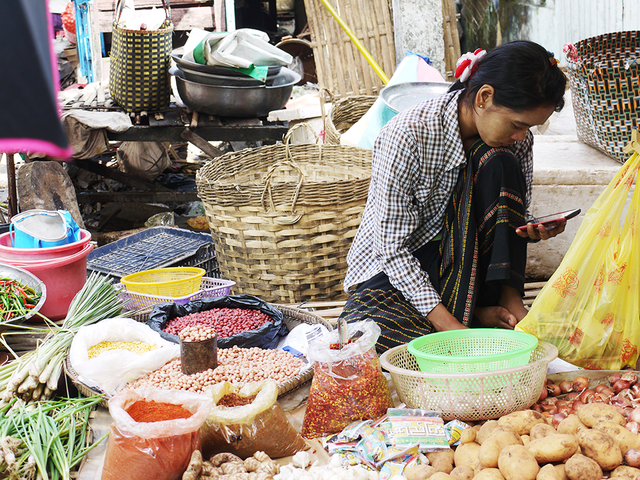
[{"x1": 407, "y1": 329, "x2": 538, "y2": 374}]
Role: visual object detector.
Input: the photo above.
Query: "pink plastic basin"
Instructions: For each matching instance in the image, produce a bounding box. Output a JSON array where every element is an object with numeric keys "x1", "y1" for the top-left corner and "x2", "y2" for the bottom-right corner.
[
  {"x1": 6, "y1": 243, "x2": 93, "y2": 321},
  {"x1": 0, "y1": 229, "x2": 92, "y2": 261}
]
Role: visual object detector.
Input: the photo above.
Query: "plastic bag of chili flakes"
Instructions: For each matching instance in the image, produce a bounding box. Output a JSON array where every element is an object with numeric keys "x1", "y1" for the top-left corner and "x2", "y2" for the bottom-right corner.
[
  {"x1": 101, "y1": 386, "x2": 213, "y2": 480},
  {"x1": 300, "y1": 320, "x2": 393, "y2": 439}
]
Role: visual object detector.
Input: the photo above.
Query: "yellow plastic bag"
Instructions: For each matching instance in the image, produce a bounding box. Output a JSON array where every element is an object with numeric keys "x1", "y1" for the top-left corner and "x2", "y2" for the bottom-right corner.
[{"x1": 517, "y1": 132, "x2": 640, "y2": 370}]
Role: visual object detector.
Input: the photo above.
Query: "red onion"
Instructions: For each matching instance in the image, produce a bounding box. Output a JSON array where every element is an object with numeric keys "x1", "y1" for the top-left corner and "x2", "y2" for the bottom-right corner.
[
  {"x1": 547, "y1": 383, "x2": 562, "y2": 397},
  {"x1": 599, "y1": 387, "x2": 614, "y2": 398},
  {"x1": 537, "y1": 386, "x2": 548, "y2": 402},
  {"x1": 624, "y1": 448, "x2": 640, "y2": 468},
  {"x1": 572, "y1": 376, "x2": 590, "y2": 392},
  {"x1": 580, "y1": 389, "x2": 595, "y2": 403},
  {"x1": 621, "y1": 372, "x2": 638, "y2": 386},
  {"x1": 560, "y1": 381, "x2": 574, "y2": 394},
  {"x1": 610, "y1": 373, "x2": 622, "y2": 384},
  {"x1": 631, "y1": 384, "x2": 640, "y2": 398},
  {"x1": 552, "y1": 412, "x2": 568, "y2": 427},
  {"x1": 571, "y1": 400, "x2": 584, "y2": 411},
  {"x1": 628, "y1": 408, "x2": 640, "y2": 424},
  {"x1": 613, "y1": 379, "x2": 632, "y2": 394},
  {"x1": 626, "y1": 421, "x2": 640, "y2": 434},
  {"x1": 565, "y1": 392, "x2": 579, "y2": 402}
]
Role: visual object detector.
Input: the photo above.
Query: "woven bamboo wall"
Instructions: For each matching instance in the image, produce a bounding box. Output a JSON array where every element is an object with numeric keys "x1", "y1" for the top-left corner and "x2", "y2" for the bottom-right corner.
[{"x1": 303, "y1": 0, "x2": 396, "y2": 98}]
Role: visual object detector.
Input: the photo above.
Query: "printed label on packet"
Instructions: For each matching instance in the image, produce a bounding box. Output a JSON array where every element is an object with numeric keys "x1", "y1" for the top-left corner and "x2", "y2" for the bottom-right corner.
[
  {"x1": 444, "y1": 419, "x2": 469, "y2": 446},
  {"x1": 386, "y1": 409, "x2": 449, "y2": 451}
]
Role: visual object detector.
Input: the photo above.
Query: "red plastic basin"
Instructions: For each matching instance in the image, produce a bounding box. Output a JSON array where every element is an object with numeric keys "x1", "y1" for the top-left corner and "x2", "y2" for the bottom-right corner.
[
  {"x1": 6, "y1": 243, "x2": 93, "y2": 321},
  {"x1": 0, "y1": 229, "x2": 92, "y2": 261}
]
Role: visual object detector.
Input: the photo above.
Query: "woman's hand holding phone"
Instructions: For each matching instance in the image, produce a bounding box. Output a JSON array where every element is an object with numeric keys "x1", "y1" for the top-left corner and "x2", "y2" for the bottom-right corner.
[{"x1": 515, "y1": 208, "x2": 580, "y2": 240}]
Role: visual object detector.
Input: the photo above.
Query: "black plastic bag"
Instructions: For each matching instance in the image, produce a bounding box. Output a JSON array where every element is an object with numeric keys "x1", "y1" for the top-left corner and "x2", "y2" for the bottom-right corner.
[{"x1": 147, "y1": 294, "x2": 288, "y2": 349}]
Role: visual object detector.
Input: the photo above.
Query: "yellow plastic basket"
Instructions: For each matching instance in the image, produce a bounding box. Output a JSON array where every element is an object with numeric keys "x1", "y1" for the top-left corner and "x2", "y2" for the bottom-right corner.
[{"x1": 120, "y1": 267, "x2": 206, "y2": 297}]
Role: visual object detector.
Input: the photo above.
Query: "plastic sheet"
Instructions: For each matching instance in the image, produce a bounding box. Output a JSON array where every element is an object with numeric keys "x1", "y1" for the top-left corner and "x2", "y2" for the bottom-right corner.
[{"x1": 148, "y1": 294, "x2": 288, "y2": 349}]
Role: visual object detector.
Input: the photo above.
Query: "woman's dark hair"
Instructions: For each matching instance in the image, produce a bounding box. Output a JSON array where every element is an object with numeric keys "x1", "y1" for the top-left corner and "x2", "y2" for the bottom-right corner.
[{"x1": 450, "y1": 40, "x2": 566, "y2": 112}]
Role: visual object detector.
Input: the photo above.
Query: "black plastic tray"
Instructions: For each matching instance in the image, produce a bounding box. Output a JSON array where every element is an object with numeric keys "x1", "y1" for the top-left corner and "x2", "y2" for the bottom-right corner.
[{"x1": 86, "y1": 226, "x2": 219, "y2": 280}]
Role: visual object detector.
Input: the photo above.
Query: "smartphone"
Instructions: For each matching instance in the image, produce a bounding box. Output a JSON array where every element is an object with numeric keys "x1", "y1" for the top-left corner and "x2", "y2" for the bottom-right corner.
[{"x1": 518, "y1": 208, "x2": 581, "y2": 230}]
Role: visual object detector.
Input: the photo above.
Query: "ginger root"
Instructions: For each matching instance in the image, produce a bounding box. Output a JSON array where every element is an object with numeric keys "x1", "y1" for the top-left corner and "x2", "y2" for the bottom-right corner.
[
  {"x1": 182, "y1": 450, "x2": 203, "y2": 480},
  {"x1": 210, "y1": 453, "x2": 244, "y2": 467}
]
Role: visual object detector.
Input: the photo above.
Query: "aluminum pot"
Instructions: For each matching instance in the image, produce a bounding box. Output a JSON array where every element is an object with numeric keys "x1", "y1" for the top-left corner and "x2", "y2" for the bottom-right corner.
[{"x1": 171, "y1": 67, "x2": 301, "y2": 117}]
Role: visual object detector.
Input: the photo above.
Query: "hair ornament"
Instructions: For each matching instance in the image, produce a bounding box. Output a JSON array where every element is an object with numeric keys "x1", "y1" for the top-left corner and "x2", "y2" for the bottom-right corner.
[
  {"x1": 547, "y1": 51, "x2": 558, "y2": 66},
  {"x1": 563, "y1": 43, "x2": 578, "y2": 62},
  {"x1": 454, "y1": 48, "x2": 486, "y2": 82}
]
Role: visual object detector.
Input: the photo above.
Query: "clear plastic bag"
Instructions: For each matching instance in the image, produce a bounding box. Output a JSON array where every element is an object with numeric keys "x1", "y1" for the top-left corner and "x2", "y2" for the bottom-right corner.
[
  {"x1": 69, "y1": 317, "x2": 179, "y2": 395},
  {"x1": 200, "y1": 380, "x2": 308, "y2": 459},
  {"x1": 102, "y1": 386, "x2": 212, "y2": 480},
  {"x1": 301, "y1": 320, "x2": 393, "y2": 439},
  {"x1": 517, "y1": 138, "x2": 640, "y2": 370}
]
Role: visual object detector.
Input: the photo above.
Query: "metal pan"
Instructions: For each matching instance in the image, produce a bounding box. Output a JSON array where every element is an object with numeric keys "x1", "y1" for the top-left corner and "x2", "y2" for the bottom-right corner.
[
  {"x1": 171, "y1": 53, "x2": 282, "y2": 78},
  {"x1": 0, "y1": 262, "x2": 46, "y2": 324},
  {"x1": 380, "y1": 81, "x2": 452, "y2": 113}
]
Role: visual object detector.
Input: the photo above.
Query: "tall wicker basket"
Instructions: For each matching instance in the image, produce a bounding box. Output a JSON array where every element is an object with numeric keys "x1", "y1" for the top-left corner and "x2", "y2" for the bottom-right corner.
[
  {"x1": 565, "y1": 31, "x2": 640, "y2": 164},
  {"x1": 195, "y1": 124, "x2": 372, "y2": 304},
  {"x1": 321, "y1": 88, "x2": 377, "y2": 146}
]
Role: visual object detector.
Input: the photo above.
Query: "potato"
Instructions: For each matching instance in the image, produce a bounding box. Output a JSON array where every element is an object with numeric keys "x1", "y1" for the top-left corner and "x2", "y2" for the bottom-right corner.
[
  {"x1": 473, "y1": 468, "x2": 505, "y2": 480},
  {"x1": 489, "y1": 425, "x2": 522, "y2": 442},
  {"x1": 609, "y1": 465, "x2": 640, "y2": 479},
  {"x1": 526, "y1": 434, "x2": 579, "y2": 463},
  {"x1": 477, "y1": 420, "x2": 499, "y2": 445},
  {"x1": 453, "y1": 442, "x2": 481, "y2": 471},
  {"x1": 592, "y1": 420, "x2": 640, "y2": 454},
  {"x1": 536, "y1": 464, "x2": 561, "y2": 480},
  {"x1": 576, "y1": 427, "x2": 623, "y2": 470},
  {"x1": 575, "y1": 403, "x2": 625, "y2": 428},
  {"x1": 479, "y1": 429, "x2": 522, "y2": 468},
  {"x1": 460, "y1": 425, "x2": 479, "y2": 444},
  {"x1": 520, "y1": 434, "x2": 531, "y2": 445},
  {"x1": 429, "y1": 473, "x2": 452, "y2": 480},
  {"x1": 530, "y1": 423, "x2": 558, "y2": 441},
  {"x1": 498, "y1": 410, "x2": 546, "y2": 435},
  {"x1": 556, "y1": 414, "x2": 586, "y2": 435},
  {"x1": 404, "y1": 464, "x2": 437, "y2": 480},
  {"x1": 563, "y1": 454, "x2": 602, "y2": 480},
  {"x1": 497, "y1": 444, "x2": 539, "y2": 480},
  {"x1": 427, "y1": 449, "x2": 455, "y2": 474},
  {"x1": 553, "y1": 464, "x2": 568, "y2": 480},
  {"x1": 449, "y1": 465, "x2": 474, "y2": 480}
]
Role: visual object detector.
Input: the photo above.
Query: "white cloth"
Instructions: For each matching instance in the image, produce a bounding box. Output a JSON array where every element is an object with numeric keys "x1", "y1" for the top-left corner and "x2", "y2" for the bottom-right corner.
[{"x1": 62, "y1": 109, "x2": 132, "y2": 132}]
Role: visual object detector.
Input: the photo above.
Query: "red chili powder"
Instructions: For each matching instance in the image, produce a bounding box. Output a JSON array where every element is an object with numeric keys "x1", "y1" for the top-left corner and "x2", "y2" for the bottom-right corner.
[{"x1": 126, "y1": 400, "x2": 193, "y2": 423}]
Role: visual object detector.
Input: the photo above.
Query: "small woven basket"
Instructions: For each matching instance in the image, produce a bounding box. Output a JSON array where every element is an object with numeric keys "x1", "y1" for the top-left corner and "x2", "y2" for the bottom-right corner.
[
  {"x1": 196, "y1": 123, "x2": 372, "y2": 304},
  {"x1": 109, "y1": 0, "x2": 173, "y2": 113},
  {"x1": 565, "y1": 31, "x2": 640, "y2": 164},
  {"x1": 381, "y1": 341, "x2": 558, "y2": 422},
  {"x1": 321, "y1": 88, "x2": 377, "y2": 146}
]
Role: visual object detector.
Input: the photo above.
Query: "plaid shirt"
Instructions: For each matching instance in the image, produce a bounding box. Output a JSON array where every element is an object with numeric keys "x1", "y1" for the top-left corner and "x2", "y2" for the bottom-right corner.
[{"x1": 344, "y1": 90, "x2": 534, "y2": 316}]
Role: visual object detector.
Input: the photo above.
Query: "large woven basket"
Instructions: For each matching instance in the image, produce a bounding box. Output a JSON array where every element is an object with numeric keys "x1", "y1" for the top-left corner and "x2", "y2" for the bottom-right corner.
[
  {"x1": 565, "y1": 31, "x2": 640, "y2": 164},
  {"x1": 321, "y1": 88, "x2": 377, "y2": 146},
  {"x1": 64, "y1": 305, "x2": 333, "y2": 407},
  {"x1": 196, "y1": 123, "x2": 372, "y2": 304}
]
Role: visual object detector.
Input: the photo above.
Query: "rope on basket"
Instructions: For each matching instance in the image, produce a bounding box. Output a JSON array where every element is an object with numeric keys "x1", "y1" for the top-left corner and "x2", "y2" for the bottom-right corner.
[{"x1": 260, "y1": 123, "x2": 320, "y2": 225}]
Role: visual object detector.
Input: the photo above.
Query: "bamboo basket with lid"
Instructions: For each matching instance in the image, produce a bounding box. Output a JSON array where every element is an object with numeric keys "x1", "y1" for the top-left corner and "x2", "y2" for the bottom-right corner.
[{"x1": 195, "y1": 123, "x2": 372, "y2": 304}]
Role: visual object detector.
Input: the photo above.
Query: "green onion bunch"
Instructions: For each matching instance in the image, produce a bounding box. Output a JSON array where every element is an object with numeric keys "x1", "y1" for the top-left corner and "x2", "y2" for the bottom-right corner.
[{"x1": 0, "y1": 395, "x2": 108, "y2": 480}]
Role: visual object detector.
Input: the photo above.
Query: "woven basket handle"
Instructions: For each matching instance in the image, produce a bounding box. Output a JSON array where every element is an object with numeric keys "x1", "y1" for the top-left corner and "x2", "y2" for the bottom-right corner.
[
  {"x1": 318, "y1": 88, "x2": 334, "y2": 132},
  {"x1": 260, "y1": 159, "x2": 305, "y2": 225},
  {"x1": 114, "y1": 0, "x2": 171, "y2": 27}
]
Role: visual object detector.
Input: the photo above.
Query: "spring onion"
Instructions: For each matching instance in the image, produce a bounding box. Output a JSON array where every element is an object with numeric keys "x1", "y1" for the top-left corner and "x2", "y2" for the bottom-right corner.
[{"x1": 0, "y1": 395, "x2": 108, "y2": 480}]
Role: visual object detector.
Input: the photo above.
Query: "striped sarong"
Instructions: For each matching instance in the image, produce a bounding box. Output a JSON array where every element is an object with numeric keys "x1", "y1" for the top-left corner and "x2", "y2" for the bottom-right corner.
[{"x1": 340, "y1": 141, "x2": 529, "y2": 352}]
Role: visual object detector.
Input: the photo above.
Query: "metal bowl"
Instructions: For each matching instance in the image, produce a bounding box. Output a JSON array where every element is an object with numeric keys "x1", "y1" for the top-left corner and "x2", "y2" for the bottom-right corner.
[
  {"x1": 171, "y1": 53, "x2": 282, "y2": 78},
  {"x1": 177, "y1": 65, "x2": 265, "y2": 86},
  {"x1": 0, "y1": 262, "x2": 46, "y2": 324},
  {"x1": 171, "y1": 67, "x2": 301, "y2": 117},
  {"x1": 380, "y1": 81, "x2": 452, "y2": 113}
]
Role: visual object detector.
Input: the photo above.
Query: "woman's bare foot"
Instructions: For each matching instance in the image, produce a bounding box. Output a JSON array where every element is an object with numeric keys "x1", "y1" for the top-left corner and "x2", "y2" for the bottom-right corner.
[
  {"x1": 474, "y1": 305, "x2": 517, "y2": 329},
  {"x1": 498, "y1": 284, "x2": 528, "y2": 323}
]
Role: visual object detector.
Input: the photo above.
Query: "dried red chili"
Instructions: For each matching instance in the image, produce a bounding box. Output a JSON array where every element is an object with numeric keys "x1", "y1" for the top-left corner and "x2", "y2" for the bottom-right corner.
[
  {"x1": 300, "y1": 347, "x2": 393, "y2": 439},
  {"x1": 126, "y1": 400, "x2": 193, "y2": 423},
  {"x1": 216, "y1": 393, "x2": 257, "y2": 408}
]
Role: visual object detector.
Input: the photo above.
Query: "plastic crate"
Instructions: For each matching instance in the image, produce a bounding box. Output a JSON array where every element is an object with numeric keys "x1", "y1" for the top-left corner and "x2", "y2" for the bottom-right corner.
[
  {"x1": 117, "y1": 277, "x2": 236, "y2": 310},
  {"x1": 407, "y1": 329, "x2": 538, "y2": 374},
  {"x1": 87, "y1": 226, "x2": 220, "y2": 280}
]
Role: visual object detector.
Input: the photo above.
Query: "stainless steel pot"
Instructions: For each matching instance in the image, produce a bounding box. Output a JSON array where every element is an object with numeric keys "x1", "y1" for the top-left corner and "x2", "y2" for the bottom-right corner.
[
  {"x1": 171, "y1": 67, "x2": 301, "y2": 117},
  {"x1": 380, "y1": 81, "x2": 452, "y2": 113}
]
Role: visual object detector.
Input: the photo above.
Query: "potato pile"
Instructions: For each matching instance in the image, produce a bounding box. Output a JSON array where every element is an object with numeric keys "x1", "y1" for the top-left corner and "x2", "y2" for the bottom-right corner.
[{"x1": 407, "y1": 404, "x2": 640, "y2": 480}]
